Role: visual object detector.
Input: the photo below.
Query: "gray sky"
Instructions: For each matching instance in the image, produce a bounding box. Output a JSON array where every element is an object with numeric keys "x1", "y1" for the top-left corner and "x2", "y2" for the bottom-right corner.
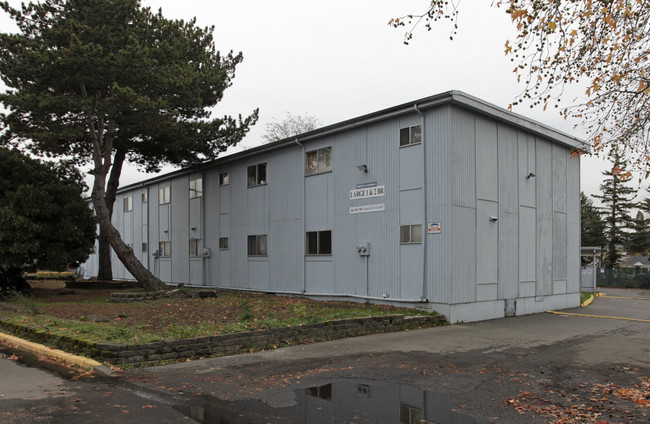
[{"x1": 0, "y1": 0, "x2": 630, "y2": 198}]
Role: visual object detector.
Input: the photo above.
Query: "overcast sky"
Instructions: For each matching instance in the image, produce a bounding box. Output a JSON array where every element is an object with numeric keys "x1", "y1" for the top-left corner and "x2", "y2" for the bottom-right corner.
[{"x1": 0, "y1": 0, "x2": 635, "y2": 198}]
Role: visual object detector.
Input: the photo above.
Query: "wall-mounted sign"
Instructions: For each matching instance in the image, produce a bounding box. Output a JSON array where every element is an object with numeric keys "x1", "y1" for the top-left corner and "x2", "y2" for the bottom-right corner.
[
  {"x1": 356, "y1": 182, "x2": 377, "y2": 189},
  {"x1": 427, "y1": 222, "x2": 441, "y2": 234},
  {"x1": 350, "y1": 204, "x2": 385, "y2": 214},
  {"x1": 350, "y1": 185, "x2": 385, "y2": 200}
]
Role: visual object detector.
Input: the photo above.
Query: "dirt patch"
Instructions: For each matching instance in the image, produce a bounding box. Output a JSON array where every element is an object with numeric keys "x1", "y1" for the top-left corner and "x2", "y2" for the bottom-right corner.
[{"x1": 0, "y1": 279, "x2": 440, "y2": 344}]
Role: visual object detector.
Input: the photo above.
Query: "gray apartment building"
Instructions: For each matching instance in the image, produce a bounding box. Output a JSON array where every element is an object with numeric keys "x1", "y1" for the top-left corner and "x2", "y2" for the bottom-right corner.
[{"x1": 82, "y1": 91, "x2": 584, "y2": 323}]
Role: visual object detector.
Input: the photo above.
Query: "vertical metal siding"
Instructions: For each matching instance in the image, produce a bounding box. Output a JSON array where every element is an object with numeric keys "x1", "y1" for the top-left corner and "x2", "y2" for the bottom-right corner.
[
  {"x1": 450, "y1": 107, "x2": 477, "y2": 304},
  {"x1": 475, "y1": 116, "x2": 498, "y2": 202},
  {"x1": 367, "y1": 120, "x2": 401, "y2": 299},
  {"x1": 112, "y1": 195, "x2": 124, "y2": 279},
  {"x1": 497, "y1": 124, "x2": 519, "y2": 300},
  {"x1": 268, "y1": 149, "x2": 302, "y2": 292},
  {"x1": 553, "y1": 145, "x2": 568, "y2": 212},
  {"x1": 450, "y1": 205, "x2": 476, "y2": 304},
  {"x1": 518, "y1": 132, "x2": 536, "y2": 207},
  {"x1": 218, "y1": 213, "x2": 231, "y2": 286},
  {"x1": 171, "y1": 177, "x2": 189, "y2": 284},
  {"x1": 148, "y1": 185, "x2": 159, "y2": 277},
  {"x1": 519, "y1": 206, "x2": 536, "y2": 282},
  {"x1": 567, "y1": 156, "x2": 581, "y2": 293},
  {"x1": 552, "y1": 144, "x2": 568, "y2": 290},
  {"x1": 425, "y1": 107, "x2": 451, "y2": 304},
  {"x1": 202, "y1": 170, "x2": 219, "y2": 286},
  {"x1": 553, "y1": 211, "x2": 568, "y2": 282},
  {"x1": 476, "y1": 200, "x2": 498, "y2": 284},
  {"x1": 536, "y1": 139, "x2": 553, "y2": 296},
  {"x1": 332, "y1": 123, "x2": 399, "y2": 299},
  {"x1": 80, "y1": 96, "x2": 582, "y2": 321},
  {"x1": 450, "y1": 107, "x2": 476, "y2": 208}
]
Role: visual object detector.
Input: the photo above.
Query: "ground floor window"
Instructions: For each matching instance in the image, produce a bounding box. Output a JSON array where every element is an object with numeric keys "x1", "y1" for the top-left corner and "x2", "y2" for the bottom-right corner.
[
  {"x1": 219, "y1": 237, "x2": 229, "y2": 250},
  {"x1": 159, "y1": 241, "x2": 171, "y2": 257},
  {"x1": 189, "y1": 238, "x2": 202, "y2": 257},
  {"x1": 306, "y1": 230, "x2": 332, "y2": 255},
  {"x1": 247, "y1": 234, "x2": 267, "y2": 256},
  {"x1": 400, "y1": 404, "x2": 423, "y2": 424},
  {"x1": 400, "y1": 224, "x2": 422, "y2": 244}
]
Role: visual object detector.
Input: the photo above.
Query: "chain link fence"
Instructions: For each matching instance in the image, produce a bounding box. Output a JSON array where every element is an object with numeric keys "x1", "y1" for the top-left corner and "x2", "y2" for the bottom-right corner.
[{"x1": 597, "y1": 268, "x2": 650, "y2": 288}]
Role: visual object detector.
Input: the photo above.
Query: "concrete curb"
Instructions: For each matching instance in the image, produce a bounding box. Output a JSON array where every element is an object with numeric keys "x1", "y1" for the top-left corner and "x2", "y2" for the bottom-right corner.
[
  {"x1": 0, "y1": 331, "x2": 103, "y2": 371},
  {"x1": 581, "y1": 294, "x2": 595, "y2": 307}
]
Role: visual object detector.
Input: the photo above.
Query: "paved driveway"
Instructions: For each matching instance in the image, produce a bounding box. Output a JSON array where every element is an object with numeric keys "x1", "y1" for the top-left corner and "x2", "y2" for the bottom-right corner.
[
  {"x1": 1, "y1": 288, "x2": 648, "y2": 423},
  {"x1": 122, "y1": 287, "x2": 649, "y2": 423}
]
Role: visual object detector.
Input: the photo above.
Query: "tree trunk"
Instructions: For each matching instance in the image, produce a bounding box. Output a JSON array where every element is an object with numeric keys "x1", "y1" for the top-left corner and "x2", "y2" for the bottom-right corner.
[
  {"x1": 96, "y1": 232, "x2": 113, "y2": 281},
  {"x1": 91, "y1": 161, "x2": 167, "y2": 292},
  {"x1": 96, "y1": 148, "x2": 126, "y2": 281}
]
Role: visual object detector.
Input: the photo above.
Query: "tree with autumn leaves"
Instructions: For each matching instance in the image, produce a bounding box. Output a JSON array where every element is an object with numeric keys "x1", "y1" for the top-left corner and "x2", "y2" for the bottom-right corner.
[
  {"x1": 0, "y1": 0, "x2": 258, "y2": 290},
  {"x1": 392, "y1": 0, "x2": 650, "y2": 170}
]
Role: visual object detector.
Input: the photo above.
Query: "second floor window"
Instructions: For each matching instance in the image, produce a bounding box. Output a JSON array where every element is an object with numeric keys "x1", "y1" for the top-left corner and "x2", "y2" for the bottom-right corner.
[
  {"x1": 400, "y1": 124, "x2": 422, "y2": 147},
  {"x1": 219, "y1": 172, "x2": 229, "y2": 186},
  {"x1": 305, "y1": 147, "x2": 332, "y2": 176},
  {"x1": 159, "y1": 186, "x2": 171, "y2": 204},
  {"x1": 123, "y1": 196, "x2": 133, "y2": 212},
  {"x1": 189, "y1": 177, "x2": 203, "y2": 198},
  {"x1": 247, "y1": 163, "x2": 267, "y2": 187}
]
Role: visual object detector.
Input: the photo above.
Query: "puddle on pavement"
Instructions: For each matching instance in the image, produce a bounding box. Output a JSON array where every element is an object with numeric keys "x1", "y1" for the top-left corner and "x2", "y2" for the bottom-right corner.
[{"x1": 176, "y1": 379, "x2": 489, "y2": 424}]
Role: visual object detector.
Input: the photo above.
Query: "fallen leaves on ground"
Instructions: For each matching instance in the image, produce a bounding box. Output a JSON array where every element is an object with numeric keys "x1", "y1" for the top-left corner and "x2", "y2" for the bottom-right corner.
[{"x1": 505, "y1": 377, "x2": 649, "y2": 424}]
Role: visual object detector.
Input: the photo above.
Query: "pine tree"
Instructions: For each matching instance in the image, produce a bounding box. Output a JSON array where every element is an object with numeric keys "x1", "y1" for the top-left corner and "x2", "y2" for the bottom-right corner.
[
  {"x1": 580, "y1": 192, "x2": 606, "y2": 249},
  {"x1": 625, "y1": 211, "x2": 650, "y2": 255},
  {"x1": 0, "y1": 0, "x2": 258, "y2": 290},
  {"x1": 592, "y1": 157, "x2": 638, "y2": 268}
]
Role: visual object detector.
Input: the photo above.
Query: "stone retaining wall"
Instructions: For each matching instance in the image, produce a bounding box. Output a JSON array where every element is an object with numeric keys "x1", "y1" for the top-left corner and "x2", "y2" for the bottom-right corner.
[{"x1": 0, "y1": 314, "x2": 445, "y2": 365}]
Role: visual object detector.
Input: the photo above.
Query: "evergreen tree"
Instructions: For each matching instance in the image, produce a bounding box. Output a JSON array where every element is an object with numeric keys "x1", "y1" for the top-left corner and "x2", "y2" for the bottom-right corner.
[
  {"x1": 0, "y1": 148, "x2": 95, "y2": 271},
  {"x1": 625, "y1": 211, "x2": 650, "y2": 255},
  {"x1": 592, "y1": 157, "x2": 637, "y2": 268},
  {"x1": 0, "y1": 0, "x2": 258, "y2": 290},
  {"x1": 581, "y1": 192, "x2": 606, "y2": 249}
]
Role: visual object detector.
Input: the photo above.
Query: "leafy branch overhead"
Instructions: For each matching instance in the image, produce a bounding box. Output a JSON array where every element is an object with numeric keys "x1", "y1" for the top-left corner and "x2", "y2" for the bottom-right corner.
[{"x1": 391, "y1": 0, "x2": 650, "y2": 171}]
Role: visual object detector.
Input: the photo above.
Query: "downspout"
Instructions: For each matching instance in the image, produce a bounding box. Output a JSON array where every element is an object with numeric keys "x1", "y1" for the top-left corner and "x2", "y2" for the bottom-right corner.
[
  {"x1": 414, "y1": 104, "x2": 429, "y2": 303},
  {"x1": 202, "y1": 172, "x2": 208, "y2": 286},
  {"x1": 294, "y1": 137, "x2": 307, "y2": 293},
  {"x1": 143, "y1": 183, "x2": 149, "y2": 273}
]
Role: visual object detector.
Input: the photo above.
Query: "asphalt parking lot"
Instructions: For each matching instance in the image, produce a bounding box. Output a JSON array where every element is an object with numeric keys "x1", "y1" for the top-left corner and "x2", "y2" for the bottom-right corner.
[{"x1": 1, "y1": 287, "x2": 648, "y2": 423}]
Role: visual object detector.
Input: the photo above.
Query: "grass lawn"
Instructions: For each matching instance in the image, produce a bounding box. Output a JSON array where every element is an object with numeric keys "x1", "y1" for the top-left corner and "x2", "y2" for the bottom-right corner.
[
  {"x1": 580, "y1": 291, "x2": 595, "y2": 305},
  {"x1": 0, "y1": 279, "x2": 437, "y2": 345}
]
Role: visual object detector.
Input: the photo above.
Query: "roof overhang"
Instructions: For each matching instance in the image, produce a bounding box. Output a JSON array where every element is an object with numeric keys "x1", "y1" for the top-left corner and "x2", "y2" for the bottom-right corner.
[{"x1": 116, "y1": 90, "x2": 588, "y2": 194}]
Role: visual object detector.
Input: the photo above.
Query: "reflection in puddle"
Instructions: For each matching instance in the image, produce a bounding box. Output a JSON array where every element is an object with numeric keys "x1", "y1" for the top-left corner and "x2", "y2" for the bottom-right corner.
[{"x1": 179, "y1": 380, "x2": 488, "y2": 424}]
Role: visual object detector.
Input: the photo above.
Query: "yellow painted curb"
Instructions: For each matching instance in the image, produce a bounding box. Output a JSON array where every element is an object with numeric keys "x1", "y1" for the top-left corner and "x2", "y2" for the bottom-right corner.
[
  {"x1": 546, "y1": 310, "x2": 650, "y2": 323},
  {"x1": 0, "y1": 331, "x2": 102, "y2": 370},
  {"x1": 581, "y1": 294, "x2": 595, "y2": 307},
  {"x1": 599, "y1": 295, "x2": 650, "y2": 300}
]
